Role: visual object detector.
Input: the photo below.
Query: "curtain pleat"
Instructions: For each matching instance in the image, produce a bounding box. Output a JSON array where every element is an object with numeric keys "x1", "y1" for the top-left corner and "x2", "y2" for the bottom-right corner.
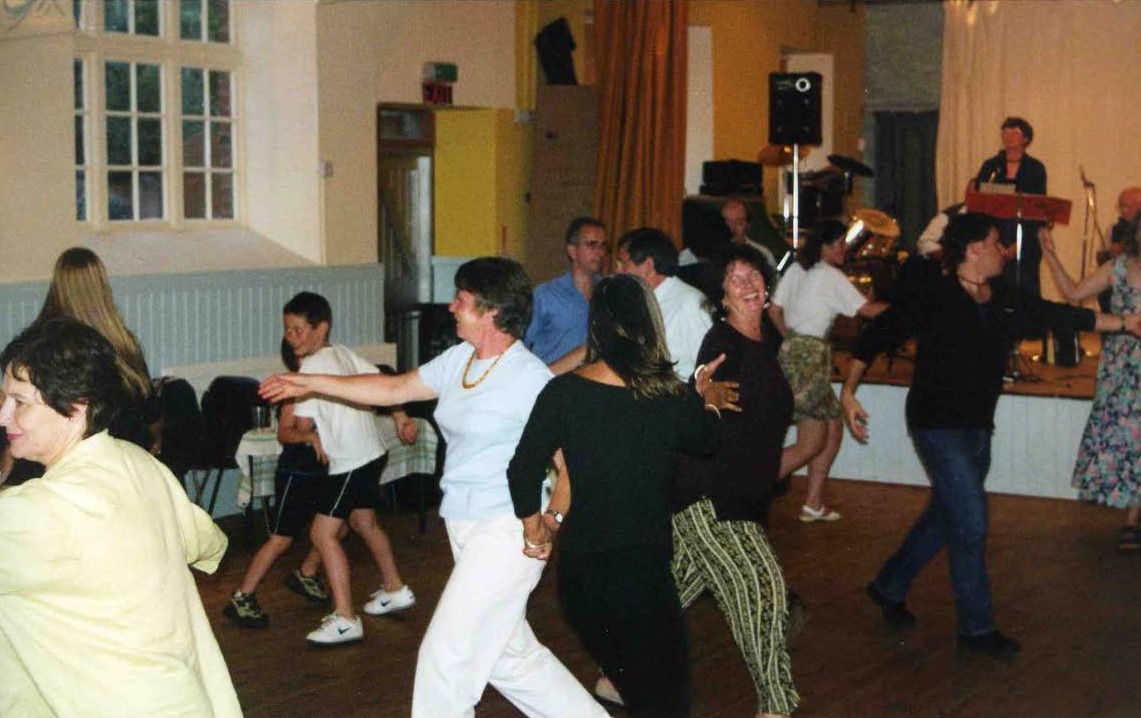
[
  {"x1": 874, "y1": 110, "x2": 939, "y2": 249},
  {"x1": 593, "y1": 0, "x2": 687, "y2": 245}
]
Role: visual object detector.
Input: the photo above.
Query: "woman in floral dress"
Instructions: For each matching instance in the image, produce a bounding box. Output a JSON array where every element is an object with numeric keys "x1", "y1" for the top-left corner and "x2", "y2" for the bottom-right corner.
[{"x1": 1040, "y1": 224, "x2": 1141, "y2": 550}]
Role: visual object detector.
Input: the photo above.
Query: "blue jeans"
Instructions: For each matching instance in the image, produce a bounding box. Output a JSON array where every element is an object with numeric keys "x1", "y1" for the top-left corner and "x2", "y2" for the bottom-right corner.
[{"x1": 872, "y1": 428, "x2": 995, "y2": 636}]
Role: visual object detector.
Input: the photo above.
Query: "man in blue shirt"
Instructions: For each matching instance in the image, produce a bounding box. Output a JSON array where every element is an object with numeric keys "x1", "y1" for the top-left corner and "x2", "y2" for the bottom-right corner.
[{"x1": 523, "y1": 217, "x2": 607, "y2": 363}]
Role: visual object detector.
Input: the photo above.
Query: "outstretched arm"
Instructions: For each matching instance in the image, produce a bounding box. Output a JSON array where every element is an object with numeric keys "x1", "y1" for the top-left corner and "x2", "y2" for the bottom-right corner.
[
  {"x1": 1039, "y1": 226, "x2": 1113, "y2": 303},
  {"x1": 260, "y1": 369, "x2": 437, "y2": 408}
]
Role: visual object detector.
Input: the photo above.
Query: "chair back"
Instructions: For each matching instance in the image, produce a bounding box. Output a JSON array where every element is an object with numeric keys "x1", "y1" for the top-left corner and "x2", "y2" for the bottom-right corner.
[
  {"x1": 152, "y1": 376, "x2": 207, "y2": 477},
  {"x1": 201, "y1": 376, "x2": 266, "y2": 469}
]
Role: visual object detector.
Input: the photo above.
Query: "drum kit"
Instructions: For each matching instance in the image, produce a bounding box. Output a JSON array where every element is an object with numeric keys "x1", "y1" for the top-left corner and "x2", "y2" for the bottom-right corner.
[{"x1": 758, "y1": 145, "x2": 901, "y2": 298}]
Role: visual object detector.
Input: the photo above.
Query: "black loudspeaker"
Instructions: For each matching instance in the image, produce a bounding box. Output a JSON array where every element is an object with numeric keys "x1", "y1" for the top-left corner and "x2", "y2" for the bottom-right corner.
[
  {"x1": 769, "y1": 72, "x2": 822, "y2": 145},
  {"x1": 535, "y1": 18, "x2": 577, "y2": 85}
]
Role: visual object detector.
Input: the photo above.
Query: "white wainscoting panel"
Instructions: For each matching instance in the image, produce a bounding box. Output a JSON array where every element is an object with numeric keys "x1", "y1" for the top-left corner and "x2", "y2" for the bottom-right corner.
[{"x1": 820, "y1": 383, "x2": 1092, "y2": 500}]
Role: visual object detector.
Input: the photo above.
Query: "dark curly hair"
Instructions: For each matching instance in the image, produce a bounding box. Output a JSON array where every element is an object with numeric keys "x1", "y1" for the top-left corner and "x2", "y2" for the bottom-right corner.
[
  {"x1": 710, "y1": 244, "x2": 776, "y2": 319},
  {"x1": 939, "y1": 213, "x2": 996, "y2": 270},
  {"x1": 454, "y1": 257, "x2": 533, "y2": 340},
  {"x1": 1, "y1": 317, "x2": 126, "y2": 436}
]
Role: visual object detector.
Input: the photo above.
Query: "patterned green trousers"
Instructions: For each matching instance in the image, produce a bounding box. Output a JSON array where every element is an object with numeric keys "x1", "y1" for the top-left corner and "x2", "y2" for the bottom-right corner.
[{"x1": 672, "y1": 498, "x2": 799, "y2": 715}]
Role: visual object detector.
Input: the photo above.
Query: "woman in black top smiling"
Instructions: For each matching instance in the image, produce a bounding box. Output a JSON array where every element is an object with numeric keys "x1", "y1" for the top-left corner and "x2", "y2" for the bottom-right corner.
[{"x1": 671, "y1": 244, "x2": 800, "y2": 718}]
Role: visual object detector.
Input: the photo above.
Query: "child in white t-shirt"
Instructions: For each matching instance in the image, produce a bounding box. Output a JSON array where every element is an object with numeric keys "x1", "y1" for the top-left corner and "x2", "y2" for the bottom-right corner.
[{"x1": 281, "y1": 291, "x2": 415, "y2": 645}]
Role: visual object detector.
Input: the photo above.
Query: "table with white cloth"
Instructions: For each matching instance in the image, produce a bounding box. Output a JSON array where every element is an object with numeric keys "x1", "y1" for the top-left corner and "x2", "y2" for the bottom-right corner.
[
  {"x1": 234, "y1": 417, "x2": 439, "y2": 510},
  {"x1": 235, "y1": 428, "x2": 282, "y2": 510}
]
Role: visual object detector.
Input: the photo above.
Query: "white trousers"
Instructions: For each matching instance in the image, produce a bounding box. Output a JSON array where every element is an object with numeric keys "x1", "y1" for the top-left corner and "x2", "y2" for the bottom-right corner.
[{"x1": 411, "y1": 513, "x2": 609, "y2": 718}]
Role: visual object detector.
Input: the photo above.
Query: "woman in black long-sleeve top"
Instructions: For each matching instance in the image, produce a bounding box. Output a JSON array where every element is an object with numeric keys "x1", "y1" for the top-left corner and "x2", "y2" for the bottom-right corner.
[
  {"x1": 670, "y1": 245, "x2": 800, "y2": 718},
  {"x1": 974, "y1": 116, "x2": 1047, "y2": 299},
  {"x1": 508, "y1": 274, "x2": 719, "y2": 718}
]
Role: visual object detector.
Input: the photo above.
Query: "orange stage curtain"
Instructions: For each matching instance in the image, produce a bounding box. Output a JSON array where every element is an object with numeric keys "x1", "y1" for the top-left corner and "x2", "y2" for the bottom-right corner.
[{"x1": 593, "y1": 0, "x2": 687, "y2": 245}]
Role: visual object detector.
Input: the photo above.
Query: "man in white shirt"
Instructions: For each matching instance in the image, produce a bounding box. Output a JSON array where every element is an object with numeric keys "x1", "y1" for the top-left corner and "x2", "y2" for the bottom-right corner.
[{"x1": 614, "y1": 228, "x2": 713, "y2": 381}]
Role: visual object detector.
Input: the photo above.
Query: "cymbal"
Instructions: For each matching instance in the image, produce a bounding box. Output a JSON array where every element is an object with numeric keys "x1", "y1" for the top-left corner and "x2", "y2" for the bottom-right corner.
[
  {"x1": 852, "y1": 208, "x2": 900, "y2": 238},
  {"x1": 758, "y1": 143, "x2": 811, "y2": 167},
  {"x1": 827, "y1": 154, "x2": 874, "y2": 177}
]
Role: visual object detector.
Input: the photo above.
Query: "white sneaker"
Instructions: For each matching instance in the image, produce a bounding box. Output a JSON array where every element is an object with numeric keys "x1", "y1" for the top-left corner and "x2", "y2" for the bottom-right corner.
[
  {"x1": 363, "y1": 585, "x2": 416, "y2": 616},
  {"x1": 306, "y1": 613, "x2": 362, "y2": 646}
]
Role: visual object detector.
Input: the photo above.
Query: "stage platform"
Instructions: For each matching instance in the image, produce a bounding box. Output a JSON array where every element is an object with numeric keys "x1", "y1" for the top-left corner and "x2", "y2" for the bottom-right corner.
[{"x1": 822, "y1": 334, "x2": 1102, "y2": 500}]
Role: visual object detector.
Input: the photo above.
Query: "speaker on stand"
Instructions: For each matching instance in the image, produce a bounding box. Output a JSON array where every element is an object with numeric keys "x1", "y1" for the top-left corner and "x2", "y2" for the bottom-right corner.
[{"x1": 769, "y1": 72, "x2": 822, "y2": 257}]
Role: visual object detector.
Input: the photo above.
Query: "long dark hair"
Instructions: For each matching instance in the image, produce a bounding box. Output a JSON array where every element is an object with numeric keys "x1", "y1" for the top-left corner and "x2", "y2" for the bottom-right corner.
[
  {"x1": 798, "y1": 219, "x2": 847, "y2": 270},
  {"x1": 584, "y1": 274, "x2": 684, "y2": 400}
]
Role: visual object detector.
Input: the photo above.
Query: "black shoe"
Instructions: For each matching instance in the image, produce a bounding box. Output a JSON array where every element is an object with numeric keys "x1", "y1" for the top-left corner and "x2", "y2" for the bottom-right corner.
[
  {"x1": 285, "y1": 569, "x2": 331, "y2": 605},
  {"x1": 223, "y1": 591, "x2": 269, "y2": 629},
  {"x1": 957, "y1": 630, "x2": 1020, "y2": 659},
  {"x1": 772, "y1": 476, "x2": 792, "y2": 499},
  {"x1": 866, "y1": 582, "x2": 916, "y2": 628}
]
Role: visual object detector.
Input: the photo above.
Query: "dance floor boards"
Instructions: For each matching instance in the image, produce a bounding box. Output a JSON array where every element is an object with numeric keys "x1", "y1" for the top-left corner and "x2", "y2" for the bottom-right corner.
[{"x1": 199, "y1": 476, "x2": 1141, "y2": 717}]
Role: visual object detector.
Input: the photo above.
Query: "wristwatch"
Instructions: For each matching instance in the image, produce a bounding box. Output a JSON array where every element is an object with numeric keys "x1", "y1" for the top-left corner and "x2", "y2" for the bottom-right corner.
[{"x1": 544, "y1": 508, "x2": 564, "y2": 525}]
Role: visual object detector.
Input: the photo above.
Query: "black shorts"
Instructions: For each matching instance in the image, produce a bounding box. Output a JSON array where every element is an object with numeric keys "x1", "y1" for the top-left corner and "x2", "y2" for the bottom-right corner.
[
  {"x1": 271, "y1": 469, "x2": 324, "y2": 538},
  {"x1": 314, "y1": 455, "x2": 385, "y2": 519}
]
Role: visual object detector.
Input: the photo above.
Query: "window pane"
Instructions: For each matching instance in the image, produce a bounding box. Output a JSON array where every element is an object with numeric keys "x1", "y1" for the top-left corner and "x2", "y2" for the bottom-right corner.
[
  {"x1": 181, "y1": 67, "x2": 204, "y2": 115},
  {"x1": 209, "y1": 71, "x2": 231, "y2": 117},
  {"x1": 210, "y1": 122, "x2": 232, "y2": 168},
  {"x1": 108, "y1": 171, "x2": 133, "y2": 220},
  {"x1": 207, "y1": 0, "x2": 229, "y2": 43},
  {"x1": 73, "y1": 0, "x2": 82, "y2": 27},
  {"x1": 76, "y1": 170, "x2": 86, "y2": 221},
  {"x1": 137, "y1": 64, "x2": 161, "y2": 113},
  {"x1": 180, "y1": 0, "x2": 202, "y2": 40},
  {"x1": 138, "y1": 118, "x2": 162, "y2": 166},
  {"x1": 105, "y1": 62, "x2": 130, "y2": 111},
  {"x1": 139, "y1": 172, "x2": 164, "y2": 219},
  {"x1": 104, "y1": 0, "x2": 128, "y2": 33},
  {"x1": 135, "y1": 0, "x2": 159, "y2": 35},
  {"x1": 211, "y1": 172, "x2": 233, "y2": 219},
  {"x1": 183, "y1": 120, "x2": 205, "y2": 166},
  {"x1": 184, "y1": 172, "x2": 206, "y2": 218},
  {"x1": 106, "y1": 117, "x2": 132, "y2": 165},
  {"x1": 75, "y1": 116, "x2": 85, "y2": 164},
  {"x1": 73, "y1": 59, "x2": 83, "y2": 110}
]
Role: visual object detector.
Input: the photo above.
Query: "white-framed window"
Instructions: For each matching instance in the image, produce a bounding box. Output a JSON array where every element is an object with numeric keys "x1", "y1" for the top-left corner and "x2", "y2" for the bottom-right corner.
[{"x1": 74, "y1": 0, "x2": 237, "y2": 227}]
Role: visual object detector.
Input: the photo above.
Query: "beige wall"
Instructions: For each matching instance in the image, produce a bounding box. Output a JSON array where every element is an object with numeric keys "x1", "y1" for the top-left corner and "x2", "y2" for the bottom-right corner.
[
  {"x1": 818, "y1": 2, "x2": 865, "y2": 162},
  {"x1": 315, "y1": 0, "x2": 517, "y2": 264},
  {"x1": 243, "y1": 0, "x2": 323, "y2": 263},
  {"x1": 0, "y1": 0, "x2": 865, "y2": 281},
  {"x1": 687, "y1": 0, "x2": 865, "y2": 216},
  {"x1": 0, "y1": 22, "x2": 81, "y2": 281}
]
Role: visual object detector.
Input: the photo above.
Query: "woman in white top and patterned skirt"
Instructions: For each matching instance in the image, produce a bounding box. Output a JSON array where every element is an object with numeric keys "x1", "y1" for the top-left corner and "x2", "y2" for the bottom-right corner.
[{"x1": 769, "y1": 220, "x2": 888, "y2": 522}]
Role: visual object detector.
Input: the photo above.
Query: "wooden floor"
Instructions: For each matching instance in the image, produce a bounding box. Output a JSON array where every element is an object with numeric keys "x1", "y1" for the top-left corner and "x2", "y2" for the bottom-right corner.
[{"x1": 198, "y1": 477, "x2": 1141, "y2": 718}]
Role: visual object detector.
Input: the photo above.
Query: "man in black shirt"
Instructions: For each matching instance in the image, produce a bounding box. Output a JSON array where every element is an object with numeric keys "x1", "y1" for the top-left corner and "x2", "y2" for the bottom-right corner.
[{"x1": 840, "y1": 213, "x2": 1141, "y2": 659}]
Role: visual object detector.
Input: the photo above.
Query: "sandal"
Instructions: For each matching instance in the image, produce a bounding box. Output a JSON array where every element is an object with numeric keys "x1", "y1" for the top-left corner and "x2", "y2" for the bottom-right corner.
[
  {"x1": 799, "y1": 504, "x2": 841, "y2": 523},
  {"x1": 1117, "y1": 525, "x2": 1141, "y2": 552}
]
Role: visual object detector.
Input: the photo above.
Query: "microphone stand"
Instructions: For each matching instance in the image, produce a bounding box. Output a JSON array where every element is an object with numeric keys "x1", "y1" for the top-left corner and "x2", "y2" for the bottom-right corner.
[{"x1": 1005, "y1": 194, "x2": 1039, "y2": 382}]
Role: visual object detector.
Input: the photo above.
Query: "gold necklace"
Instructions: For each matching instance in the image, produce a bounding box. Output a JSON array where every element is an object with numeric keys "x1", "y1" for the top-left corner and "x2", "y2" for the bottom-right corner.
[{"x1": 461, "y1": 345, "x2": 509, "y2": 389}]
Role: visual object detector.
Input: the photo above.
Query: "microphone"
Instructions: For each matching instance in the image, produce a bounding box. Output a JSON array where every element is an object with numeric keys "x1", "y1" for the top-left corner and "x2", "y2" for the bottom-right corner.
[{"x1": 1079, "y1": 165, "x2": 1094, "y2": 189}]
